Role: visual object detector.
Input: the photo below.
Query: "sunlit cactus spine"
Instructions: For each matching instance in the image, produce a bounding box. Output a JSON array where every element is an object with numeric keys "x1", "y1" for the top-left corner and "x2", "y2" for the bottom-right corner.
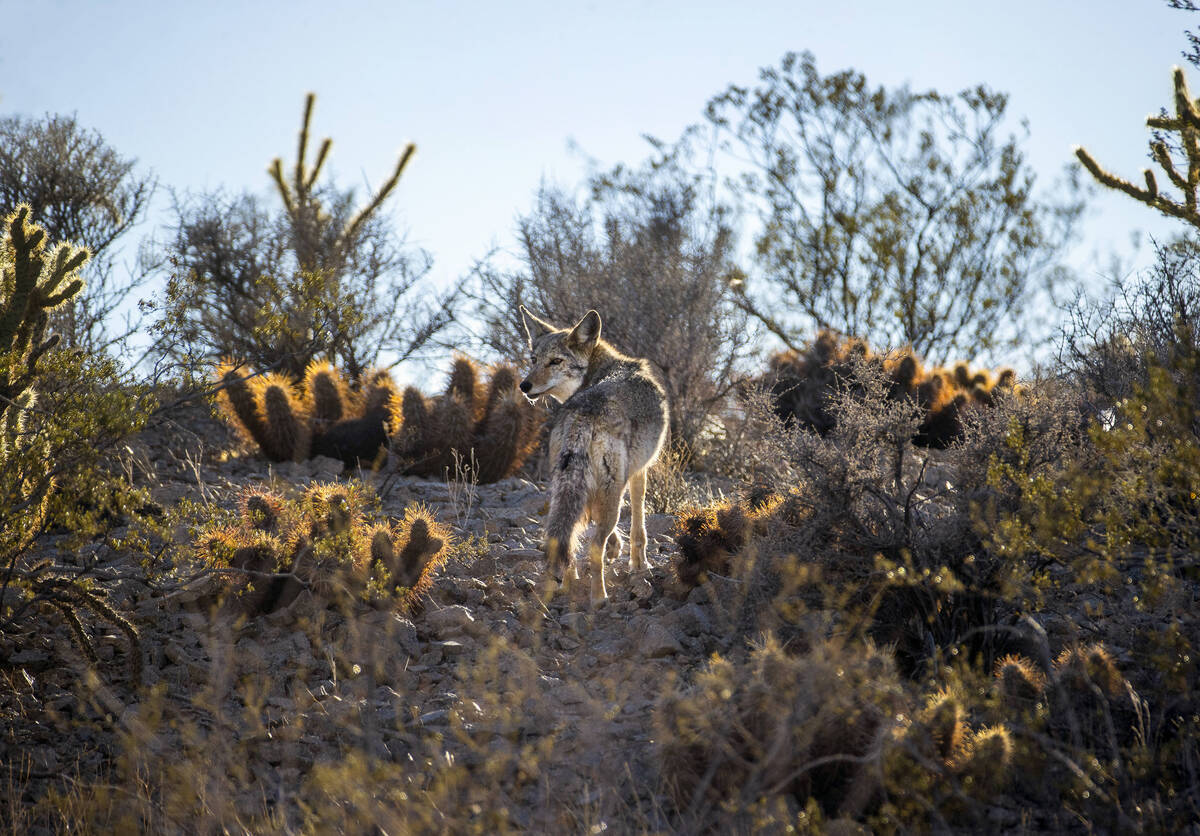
[
  {"x1": 360, "y1": 368, "x2": 397, "y2": 416},
  {"x1": 250, "y1": 372, "x2": 310, "y2": 462},
  {"x1": 994, "y1": 653, "x2": 1047, "y2": 703},
  {"x1": 674, "y1": 499, "x2": 759, "y2": 587},
  {"x1": 479, "y1": 365, "x2": 518, "y2": 426},
  {"x1": 429, "y1": 381, "x2": 475, "y2": 474},
  {"x1": 392, "y1": 506, "x2": 448, "y2": 597},
  {"x1": 393, "y1": 386, "x2": 430, "y2": 460},
  {"x1": 388, "y1": 361, "x2": 544, "y2": 482},
  {"x1": 446, "y1": 356, "x2": 482, "y2": 416},
  {"x1": 923, "y1": 688, "x2": 968, "y2": 765},
  {"x1": 474, "y1": 386, "x2": 533, "y2": 483},
  {"x1": 303, "y1": 359, "x2": 348, "y2": 428},
  {"x1": 199, "y1": 481, "x2": 450, "y2": 616},
  {"x1": 955, "y1": 724, "x2": 1014, "y2": 792},
  {"x1": 238, "y1": 487, "x2": 286, "y2": 534},
  {"x1": 1053, "y1": 643, "x2": 1125, "y2": 696},
  {"x1": 215, "y1": 361, "x2": 270, "y2": 451}
]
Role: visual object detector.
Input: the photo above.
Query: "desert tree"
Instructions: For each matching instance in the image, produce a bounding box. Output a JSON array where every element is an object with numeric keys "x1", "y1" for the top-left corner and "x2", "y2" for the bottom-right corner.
[
  {"x1": 0, "y1": 113, "x2": 156, "y2": 353},
  {"x1": 469, "y1": 141, "x2": 755, "y2": 445},
  {"x1": 706, "y1": 51, "x2": 1083, "y2": 364},
  {"x1": 154, "y1": 93, "x2": 456, "y2": 380}
]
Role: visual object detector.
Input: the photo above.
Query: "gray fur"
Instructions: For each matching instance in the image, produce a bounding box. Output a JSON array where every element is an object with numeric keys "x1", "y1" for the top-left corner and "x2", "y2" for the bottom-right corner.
[{"x1": 518, "y1": 306, "x2": 669, "y2": 605}]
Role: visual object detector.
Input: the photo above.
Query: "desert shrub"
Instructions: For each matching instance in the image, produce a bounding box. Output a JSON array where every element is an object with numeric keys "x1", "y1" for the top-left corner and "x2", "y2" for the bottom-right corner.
[
  {"x1": 195, "y1": 481, "x2": 449, "y2": 616},
  {"x1": 655, "y1": 633, "x2": 1041, "y2": 831},
  {"x1": 674, "y1": 356, "x2": 1052, "y2": 678},
  {"x1": 1062, "y1": 235, "x2": 1200, "y2": 411},
  {"x1": 656, "y1": 634, "x2": 904, "y2": 827},
  {"x1": 468, "y1": 146, "x2": 755, "y2": 446},
  {"x1": 959, "y1": 362, "x2": 1200, "y2": 827},
  {"x1": 153, "y1": 94, "x2": 457, "y2": 379}
]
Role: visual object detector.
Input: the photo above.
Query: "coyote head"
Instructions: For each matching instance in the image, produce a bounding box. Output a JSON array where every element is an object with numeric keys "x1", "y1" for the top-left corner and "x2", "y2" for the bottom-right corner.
[{"x1": 518, "y1": 307, "x2": 601, "y2": 402}]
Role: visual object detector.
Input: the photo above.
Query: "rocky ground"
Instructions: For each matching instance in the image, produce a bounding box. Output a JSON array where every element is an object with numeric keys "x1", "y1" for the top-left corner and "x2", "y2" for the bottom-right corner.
[
  {"x1": 6, "y1": 399, "x2": 1190, "y2": 833},
  {"x1": 2, "y1": 404, "x2": 736, "y2": 832}
]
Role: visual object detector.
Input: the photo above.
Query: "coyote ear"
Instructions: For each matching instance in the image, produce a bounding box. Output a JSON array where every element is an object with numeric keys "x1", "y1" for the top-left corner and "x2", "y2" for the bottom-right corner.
[
  {"x1": 567, "y1": 310, "x2": 601, "y2": 350},
  {"x1": 519, "y1": 305, "x2": 555, "y2": 346}
]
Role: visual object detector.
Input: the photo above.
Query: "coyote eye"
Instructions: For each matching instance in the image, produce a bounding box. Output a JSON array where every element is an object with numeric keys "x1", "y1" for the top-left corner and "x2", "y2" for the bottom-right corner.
[{"x1": 547, "y1": 358, "x2": 562, "y2": 366}]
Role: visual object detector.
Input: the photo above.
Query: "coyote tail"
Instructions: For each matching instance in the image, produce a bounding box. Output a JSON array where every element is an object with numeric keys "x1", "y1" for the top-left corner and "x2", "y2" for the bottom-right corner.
[{"x1": 545, "y1": 444, "x2": 591, "y2": 573}]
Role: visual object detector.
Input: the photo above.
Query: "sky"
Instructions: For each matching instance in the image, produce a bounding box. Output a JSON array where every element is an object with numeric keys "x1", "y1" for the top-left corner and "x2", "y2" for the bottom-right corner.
[{"x1": 0, "y1": 0, "x2": 1190, "y2": 367}]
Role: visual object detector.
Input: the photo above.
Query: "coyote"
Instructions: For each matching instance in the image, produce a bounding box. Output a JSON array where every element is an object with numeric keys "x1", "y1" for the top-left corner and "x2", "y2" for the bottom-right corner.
[{"x1": 519, "y1": 307, "x2": 669, "y2": 604}]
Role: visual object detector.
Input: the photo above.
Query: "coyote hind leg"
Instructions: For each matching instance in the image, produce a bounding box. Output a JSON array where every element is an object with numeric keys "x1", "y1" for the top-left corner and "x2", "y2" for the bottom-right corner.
[
  {"x1": 587, "y1": 483, "x2": 623, "y2": 606},
  {"x1": 629, "y1": 469, "x2": 648, "y2": 572}
]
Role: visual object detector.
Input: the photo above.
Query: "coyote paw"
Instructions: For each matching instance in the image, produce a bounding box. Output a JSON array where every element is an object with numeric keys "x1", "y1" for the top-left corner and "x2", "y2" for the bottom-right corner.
[{"x1": 589, "y1": 580, "x2": 608, "y2": 608}]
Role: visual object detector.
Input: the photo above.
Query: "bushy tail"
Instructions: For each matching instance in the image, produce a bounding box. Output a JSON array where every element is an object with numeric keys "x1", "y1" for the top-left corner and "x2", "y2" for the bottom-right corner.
[{"x1": 545, "y1": 444, "x2": 592, "y2": 574}]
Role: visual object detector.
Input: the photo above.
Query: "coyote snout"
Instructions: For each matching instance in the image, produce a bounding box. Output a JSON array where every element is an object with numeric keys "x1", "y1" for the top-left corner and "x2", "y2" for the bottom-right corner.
[{"x1": 519, "y1": 306, "x2": 669, "y2": 606}]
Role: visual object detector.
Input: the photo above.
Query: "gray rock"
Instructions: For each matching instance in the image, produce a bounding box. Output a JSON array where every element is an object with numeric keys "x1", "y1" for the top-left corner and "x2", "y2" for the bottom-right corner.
[
  {"x1": 559, "y1": 612, "x2": 590, "y2": 634},
  {"x1": 634, "y1": 620, "x2": 682, "y2": 658},
  {"x1": 425, "y1": 604, "x2": 483, "y2": 638},
  {"x1": 644, "y1": 514, "x2": 676, "y2": 539},
  {"x1": 666, "y1": 602, "x2": 713, "y2": 637},
  {"x1": 506, "y1": 548, "x2": 544, "y2": 561},
  {"x1": 419, "y1": 709, "x2": 450, "y2": 726},
  {"x1": 435, "y1": 639, "x2": 469, "y2": 658}
]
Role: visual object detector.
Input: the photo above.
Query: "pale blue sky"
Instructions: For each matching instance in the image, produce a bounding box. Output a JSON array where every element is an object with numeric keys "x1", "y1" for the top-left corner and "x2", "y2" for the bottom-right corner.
[{"x1": 0, "y1": 0, "x2": 1188, "y2": 363}]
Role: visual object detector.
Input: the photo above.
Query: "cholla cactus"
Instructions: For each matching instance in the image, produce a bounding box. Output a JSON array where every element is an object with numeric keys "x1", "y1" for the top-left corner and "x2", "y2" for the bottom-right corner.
[
  {"x1": 198, "y1": 482, "x2": 450, "y2": 616},
  {"x1": 1054, "y1": 643, "x2": 1125, "y2": 696},
  {"x1": 922, "y1": 688, "x2": 969, "y2": 765},
  {"x1": 304, "y1": 359, "x2": 350, "y2": 428},
  {"x1": 994, "y1": 653, "x2": 1047, "y2": 703},
  {"x1": 214, "y1": 356, "x2": 544, "y2": 481},
  {"x1": 955, "y1": 724, "x2": 1014, "y2": 793},
  {"x1": 0, "y1": 206, "x2": 87, "y2": 461},
  {"x1": 1076, "y1": 67, "x2": 1200, "y2": 229},
  {"x1": 0, "y1": 209, "x2": 142, "y2": 679},
  {"x1": 764, "y1": 332, "x2": 1019, "y2": 448},
  {"x1": 390, "y1": 359, "x2": 544, "y2": 482}
]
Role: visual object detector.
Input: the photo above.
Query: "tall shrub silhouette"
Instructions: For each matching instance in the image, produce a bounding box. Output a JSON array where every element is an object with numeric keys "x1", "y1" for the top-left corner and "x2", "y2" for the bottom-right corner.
[{"x1": 0, "y1": 114, "x2": 155, "y2": 352}]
